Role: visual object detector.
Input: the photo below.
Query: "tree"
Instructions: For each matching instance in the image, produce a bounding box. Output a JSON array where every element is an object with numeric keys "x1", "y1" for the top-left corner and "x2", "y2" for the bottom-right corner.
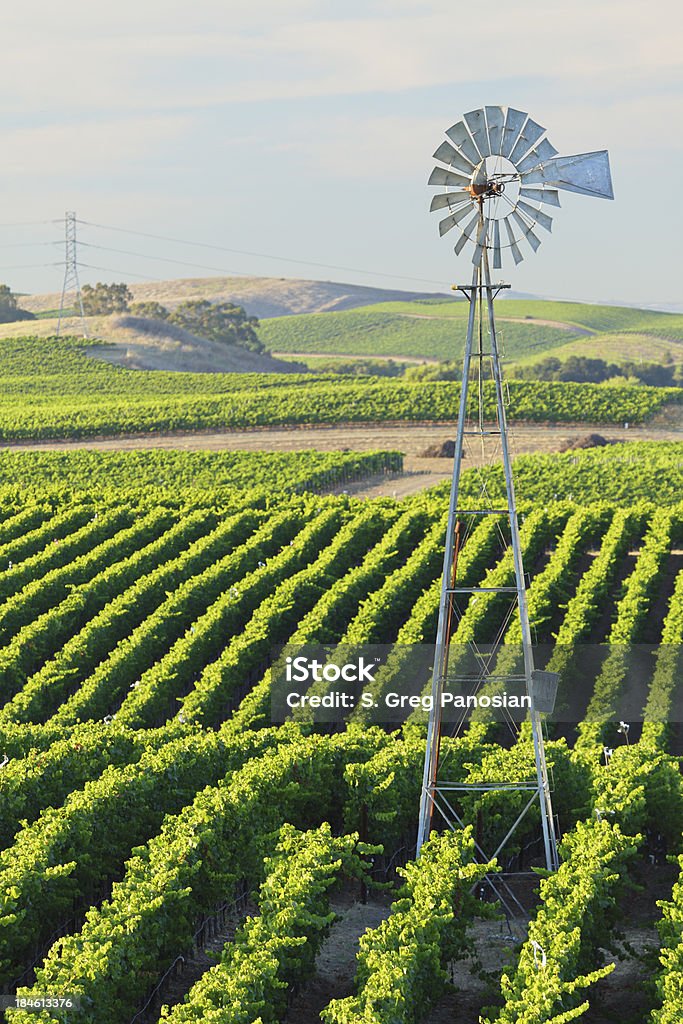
[
  {"x1": 81, "y1": 282, "x2": 133, "y2": 315},
  {"x1": 0, "y1": 284, "x2": 35, "y2": 324},
  {"x1": 128, "y1": 301, "x2": 171, "y2": 321},
  {"x1": 168, "y1": 300, "x2": 265, "y2": 352}
]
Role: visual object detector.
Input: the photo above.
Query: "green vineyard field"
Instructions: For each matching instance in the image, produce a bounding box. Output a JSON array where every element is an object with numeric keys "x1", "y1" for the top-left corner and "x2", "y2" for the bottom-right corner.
[
  {"x1": 0, "y1": 336, "x2": 678, "y2": 441},
  {"x1": 258, "y1": 297, "x2": 683, "y2": 362},
  {"x1": 0, "y1": 441, "x2": 680, "y2": 1022}
]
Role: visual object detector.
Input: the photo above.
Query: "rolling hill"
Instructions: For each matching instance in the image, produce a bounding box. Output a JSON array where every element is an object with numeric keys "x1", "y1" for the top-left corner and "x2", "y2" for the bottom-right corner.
[
  {"x1": 259, "y1": 298, "x2": 683, "y2": 367},
  {"x1": 11, "y1": 277, "x2": 683, "y2": 373}
]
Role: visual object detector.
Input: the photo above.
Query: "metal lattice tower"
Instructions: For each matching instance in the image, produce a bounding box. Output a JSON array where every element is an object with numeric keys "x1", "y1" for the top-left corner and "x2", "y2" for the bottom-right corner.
[
  {"x1": 416, "y1": 107, "x2": 614, "y2": 883},
  {"x1": 57, "y1": 212, "x2": 88, "y2": 339}
]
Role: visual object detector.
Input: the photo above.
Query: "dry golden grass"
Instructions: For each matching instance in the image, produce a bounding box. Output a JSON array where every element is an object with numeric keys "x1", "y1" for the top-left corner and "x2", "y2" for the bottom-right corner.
[
  {"x1": 0, "y1": 313, "x2": 304, "y2": 374},
  {"x1": 19, "y1": 276, "x2": 443, "y2": 319}
]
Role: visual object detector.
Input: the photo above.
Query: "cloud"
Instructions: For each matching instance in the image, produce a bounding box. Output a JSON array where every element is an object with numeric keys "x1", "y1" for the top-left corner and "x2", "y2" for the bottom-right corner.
[
  {"x1": 0, "y1": 115, "x2": 191, "y2": 178},
  {"x1": 2, "y1": 2, "x2": 680, "y2": 116}
]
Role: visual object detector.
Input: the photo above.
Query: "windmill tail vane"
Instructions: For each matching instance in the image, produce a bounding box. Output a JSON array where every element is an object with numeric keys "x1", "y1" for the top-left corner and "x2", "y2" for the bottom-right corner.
[{"x1": 429, "y1": 105, "x2": 614, "y2": 266}]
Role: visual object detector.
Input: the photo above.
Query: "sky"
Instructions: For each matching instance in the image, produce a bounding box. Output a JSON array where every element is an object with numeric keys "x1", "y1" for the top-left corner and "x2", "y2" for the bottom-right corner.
[{"x1": 2, "y1": 0, "x2": 682, "y2": 308}]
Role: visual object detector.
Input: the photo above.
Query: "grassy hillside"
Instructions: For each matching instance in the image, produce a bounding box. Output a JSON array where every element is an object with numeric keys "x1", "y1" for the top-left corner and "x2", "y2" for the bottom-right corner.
[
  {"x1": 259, "y1": 308, "x2": 586, "y2": 362},
  {"x1": 260, "y1": 298, "x2": 683, "y2": 366}
]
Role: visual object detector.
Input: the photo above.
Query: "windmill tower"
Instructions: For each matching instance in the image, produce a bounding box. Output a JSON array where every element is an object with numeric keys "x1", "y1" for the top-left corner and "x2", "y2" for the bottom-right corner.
[{"x1": 416, "y1": 107, "x2": 614, "y2": 873}]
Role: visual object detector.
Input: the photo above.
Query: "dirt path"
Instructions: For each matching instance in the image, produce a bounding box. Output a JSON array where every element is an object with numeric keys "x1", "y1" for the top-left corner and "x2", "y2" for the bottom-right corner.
[
  {"x1": 273, "y1": 351, "x2": 441, "y2": 364},
  {"x1": 3, "y1": 421, "x2": 679, "y2": 457},
  {"x1": 394, "y1": 312, "x2": 596, "y2": 336},
  {"x1": 1, "y1": 417, "x2": 679, "y2": 501},
  {"x1": 283, "y1": 893, "x2": 390, "y2": 1024}
]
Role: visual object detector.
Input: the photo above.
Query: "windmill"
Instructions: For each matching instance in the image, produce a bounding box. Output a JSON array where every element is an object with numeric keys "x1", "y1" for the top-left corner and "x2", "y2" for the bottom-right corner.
[{"x1": 416, "y1": 107, "x2": 613, "y2": 879}]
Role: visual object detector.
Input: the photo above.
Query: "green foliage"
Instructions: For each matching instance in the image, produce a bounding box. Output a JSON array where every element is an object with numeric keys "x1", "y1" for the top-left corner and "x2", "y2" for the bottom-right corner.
[
  {"x1": 0, "y1": 334, "x2": 677, "y2": 441},
  {"x1": 0, "y1": 510, "x2": 262, "y2": 726},
  {"x1": 117, "y1": 506, "x2": 353, "y2": 729},
  {"x1": 321, "y1": 828, "x2": 494, "y2": 1024},
  {"x1": 0, "y1": 721, "x2": 188, "y2": 849},
  {"x1": 433, "y1": 443, "x2": 683, "y2": 507},
  {"x1": 590, "y1": 743, "x2": 683, "y2": 845},
  {"x1": 652, "y1": 854, "x2": 683, "y2": 1023},
  {"x1": 513, "y1": 354, "x2": 681, "y2": 388},
  {"x1": 168, "y1": 299, "x2": 264, "y2": 352},
  {"x1": 8, "y1": 732, "x2": 388, "y2": 1024},
  {"x1": 258, "y1": 298, "x2": 683, "y2": 364},
  {"x1": 159, "y1": 824, "x2": 374, "y2": 1023},
  {"x1": 0, "y1": 728, "x2": 277, "y2": 984},
  {"x1": 0, "y1": 284, "x2": 35, "y2": 324},
  {"x1": 0, "y1": 448, "x2": 402, "y2": 504},
  {"x1": 128, "y1": 300, "x2": 171, "y2": 320},
  {"x1": 81, "y1": 282, "x2": 132, "y2": 314},
  {"x1": 296, "y1": 356, "x2": 406, "y2": 377},
  {"x1": 577, "y1": 507, "x2": 682, "y2": 748},
  {"x1": 641, "y1": 565, "x2": 683, "y2": 746},
  {"x1": 1, "y1": 482, "x2": 683, "y2": 1024},
  {"x1": 182, "y1": 506, "x2": 390, "y2": 727},
  {"x1": 365, "y1": 298, "x2": 683, "y2": 334},
  {"x1": 486, "y1": 819, "x2": 638, "y2": 1024},
  {"x1": 403, "y1": 359, "x2": 462, "y2": 380}
]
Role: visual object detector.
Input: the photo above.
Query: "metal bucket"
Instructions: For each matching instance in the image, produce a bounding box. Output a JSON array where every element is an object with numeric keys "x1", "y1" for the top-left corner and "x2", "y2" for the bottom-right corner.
[{"x1": 530, "y1": 669, "x2": 559, "y2": 714}]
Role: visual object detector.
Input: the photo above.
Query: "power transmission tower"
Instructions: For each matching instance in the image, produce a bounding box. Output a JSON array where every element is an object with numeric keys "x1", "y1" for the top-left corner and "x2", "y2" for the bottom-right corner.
[{"x1": 57, "y1": 211, "x2": 88, "y2": 339}]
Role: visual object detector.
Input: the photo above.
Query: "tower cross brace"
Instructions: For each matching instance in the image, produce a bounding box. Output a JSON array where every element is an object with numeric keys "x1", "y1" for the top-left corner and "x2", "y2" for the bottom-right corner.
[{"x1": 416, "y1": 198, "x2": 559, "y2": 876}]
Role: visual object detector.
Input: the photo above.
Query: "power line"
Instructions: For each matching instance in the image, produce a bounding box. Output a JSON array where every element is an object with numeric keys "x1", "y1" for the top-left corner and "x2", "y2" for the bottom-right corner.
[
  {"x1": 0, "y1": 219, "x2": 60, "y2": 228},
  {"x1": 77, "y1": 219, "x2": 447, "y2": 289},
  {"x1": 0, "y1": 241, "x2": 58, "y2": 249},
  {"x1": 78, "y1": 241, "x2": 243, "y2": 278},
  {"x1": 78, "y1": 262, "x2": 165, "y2": 282},
  {"x1": 0, "y1": 262, "x2": 57, "y2": 270}
]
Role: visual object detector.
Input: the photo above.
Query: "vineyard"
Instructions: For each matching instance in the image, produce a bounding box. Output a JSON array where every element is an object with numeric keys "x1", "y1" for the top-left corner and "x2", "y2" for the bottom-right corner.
[
  {"x1": 0, "y1": 336, "x2": 678, "y2": 441},
  {"x1": 258, "y1": 297, "x2": 683, "y2": 363},
  {"x1": 0, "y1": 442, "x2": 681, "y2": 1022},
  {"x1": 0, "y1": 450, "x2": 402, "y2": 505}
]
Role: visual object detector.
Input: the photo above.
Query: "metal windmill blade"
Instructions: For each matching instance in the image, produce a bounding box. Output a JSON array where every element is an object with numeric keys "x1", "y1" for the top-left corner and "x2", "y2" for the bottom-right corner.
[
  {"x1": 485, "y1": 106, "x2": 505, "y2": 156},
  {"x1": 453, "y1": 211, "x2": 480, "y2": 256},
  {"x1": 428, "y1": 106, "x2": 613, "y2": 267},
  {"x1": 509, "y1": 117, "x2": 546, "y2": 165},
  {"x1": 516, "y1": 200, "x2": 553, "y2": 233},
  {"x1": 429, "y1": 191, "x2": 471, "y2": 212},
  {"x1": 501, "y1": 108, "x2": 528, "y2": 157},
  {"x1": 519, "y1": 187, "x2": 561, "y2": 207},
  {"x1": 432, "y1": 141, "x2": 476, "y2": 176},
  {"x1": 515, "y1": 138, "x2": 558, "y2": 174},
  {"x1": 463, "y1": 108, "x2": 491, "y2": 158},
  {"x1": 439, "y1": 203, "x2": 476, "y2": 236},
  {"x1": 503, "y1": 215, "x2": 524, "y2": 265},
  {"x1": 491, "y1": 219, "x2": 502, "y2": 269},
  {"x1": 428, "y1": 167, "x2": 471, "y2": 189},
  {"x1": 444, "y1": 121, "x2": 481, "y2": 166}
]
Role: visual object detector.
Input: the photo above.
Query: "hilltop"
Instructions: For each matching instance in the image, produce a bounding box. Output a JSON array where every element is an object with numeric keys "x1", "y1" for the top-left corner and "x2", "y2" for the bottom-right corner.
[{"x1": 20, "y1": 276, "x2": 451, "y2": 320}]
